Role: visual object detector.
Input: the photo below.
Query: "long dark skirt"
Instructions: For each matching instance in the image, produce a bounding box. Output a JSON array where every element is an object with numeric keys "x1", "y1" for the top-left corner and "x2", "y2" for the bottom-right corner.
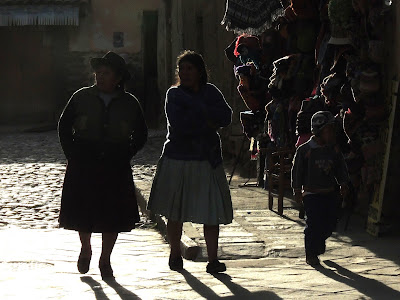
[{"x1": 59, "y1": 159, "x2": 140, "y2": 233}]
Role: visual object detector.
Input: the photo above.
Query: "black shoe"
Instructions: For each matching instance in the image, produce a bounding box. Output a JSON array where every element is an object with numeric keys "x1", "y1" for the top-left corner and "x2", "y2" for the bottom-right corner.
[
  {"x1": 169, "y1": 256, "x2": 183, "y2": 271},
  {"x1": 77, "y1": 250, "x2": 92, "y2": 274},
  {"x1": 306, "y1": 255, "x2": 320, "y2": 267},
  {"x1": 299, "y1": 207, "x2": 305, "y2": 219},
  {"x1": 206, "y1": 260, "x2": 226, "y2": 274}
]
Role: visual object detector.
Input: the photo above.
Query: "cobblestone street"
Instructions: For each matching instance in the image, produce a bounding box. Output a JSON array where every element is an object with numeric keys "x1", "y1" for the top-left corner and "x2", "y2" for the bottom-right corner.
[
  {"x1": 0, "y1": 131, "x2": 163, "y2": 230},
  {"x1": 1, "y1": 131, "x2": 400, "y2": 299},
  {"x1": 0, "y1": 132, "x2": 64, "y2": 229}
]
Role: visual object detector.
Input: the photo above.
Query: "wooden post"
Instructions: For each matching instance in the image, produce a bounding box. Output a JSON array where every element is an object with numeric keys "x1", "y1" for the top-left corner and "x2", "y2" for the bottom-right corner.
[
  {"x1": 267, "y1": 150, "x2": 274, "y2": 210},
  {"x1": 278, "y1": 152, "x2": 284, "y2": 215},
  {"x1": 367, "y1": 80, "x2": 399, "y2": 236}
]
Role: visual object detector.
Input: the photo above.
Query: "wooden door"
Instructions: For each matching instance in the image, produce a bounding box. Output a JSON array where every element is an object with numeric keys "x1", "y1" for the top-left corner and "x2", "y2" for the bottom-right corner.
[
  {"x1": 0, "y1": 29, "x2": 60, "y2": 125},
  {"x1": 142, "y1": 10, "x2": 161, "y2": 128}
]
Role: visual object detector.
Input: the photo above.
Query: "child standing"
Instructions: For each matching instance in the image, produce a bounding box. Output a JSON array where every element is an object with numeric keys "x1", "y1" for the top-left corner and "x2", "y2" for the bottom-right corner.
[{"x1": 291, "y1": 111, "x2": 349, "y2": 266}]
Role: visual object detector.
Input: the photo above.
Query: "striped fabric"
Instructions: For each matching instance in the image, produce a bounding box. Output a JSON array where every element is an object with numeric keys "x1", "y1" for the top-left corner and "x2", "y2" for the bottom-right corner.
[
  {"x1": 221, "y1": 0, "x2": 284, "y2": 34},
  {"x1": 0, "y1": 4, "x2": 79, "y2": 26},
  {"x1": 0, "y1": 1, "x2": 87, "y2": 4}
]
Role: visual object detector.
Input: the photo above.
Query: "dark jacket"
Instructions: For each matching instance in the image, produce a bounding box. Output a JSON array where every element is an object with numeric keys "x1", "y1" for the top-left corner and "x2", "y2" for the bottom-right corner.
[
  {"x1": 162, "y1": 83, "x2": 232, "y2": 168},
  {"x1": 291, "y1": 137, "x2": 349, "y2": 194},
  {"x1": 58, "y1": 85, "x2": 148, "y2": 161}
]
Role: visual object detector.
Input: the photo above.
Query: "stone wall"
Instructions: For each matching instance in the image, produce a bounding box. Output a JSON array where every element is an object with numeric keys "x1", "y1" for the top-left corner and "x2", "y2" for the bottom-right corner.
[{"x1": 69, "y1": 0, "x2": 162, "y2": 53}]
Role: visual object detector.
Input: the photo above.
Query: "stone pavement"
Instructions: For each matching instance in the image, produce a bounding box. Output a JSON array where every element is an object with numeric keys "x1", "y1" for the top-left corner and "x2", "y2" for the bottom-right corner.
[
  {"x1": 0, "y1": 130, "x2": 160, "y2": 230},
  {"x1": 1, "y1": 131, "x2": 400, "y2": 299}
]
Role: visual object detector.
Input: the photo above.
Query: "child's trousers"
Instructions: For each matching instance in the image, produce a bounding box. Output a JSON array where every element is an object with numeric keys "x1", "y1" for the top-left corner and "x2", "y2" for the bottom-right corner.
[{"x1": 303, "y1": 192, "x2": 339, "y2": 257}]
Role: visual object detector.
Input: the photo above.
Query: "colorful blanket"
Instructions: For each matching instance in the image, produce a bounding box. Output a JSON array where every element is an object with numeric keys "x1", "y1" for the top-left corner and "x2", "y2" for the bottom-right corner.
[{"x1": 221, "y1": 0, "x2": 284, "y2": 34}]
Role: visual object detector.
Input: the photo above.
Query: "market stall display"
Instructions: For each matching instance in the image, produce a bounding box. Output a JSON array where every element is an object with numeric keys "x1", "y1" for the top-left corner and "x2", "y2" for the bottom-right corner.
[{"x1": 222, "y1": 0, "x2": 394, "y2": 228}]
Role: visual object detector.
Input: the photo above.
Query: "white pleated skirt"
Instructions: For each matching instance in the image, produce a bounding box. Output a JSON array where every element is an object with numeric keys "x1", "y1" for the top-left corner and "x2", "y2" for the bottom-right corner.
[{"x1": 147, "y1": 156, "x2": 233, "y2": 225}]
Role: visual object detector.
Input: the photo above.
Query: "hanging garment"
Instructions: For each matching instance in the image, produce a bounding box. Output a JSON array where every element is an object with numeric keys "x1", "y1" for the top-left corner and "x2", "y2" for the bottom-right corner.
[
  {"x1": 320, "y1": 73, "x2": 346, "y2": 107},
  {"x1": 290, "y1": 0, "x2": 320, "y2": 20},
  {"x1": 364, "y1": 104, "x2": 387, "y2": 122},
  {"x1": 221, "y1": 0, "x2": 284, "y2": 34},
  {"x1": 327, "y1": 0, "x2": 355, "y2": 45},
  {"x1": 292, "y1": 55, "x2": 316, "y2": 96},
  {"x1": 270, "y1": 54, "x2": 316, "y2": 99},
  {"x1": 345, "y1": 152, "x2": 365, "y2": 175},
  {"x1": 316, "y1": 27, "x2": 330, "y2": 67},
  {"x1": 234, "y1": 35, "x2": 262, "y2": 69},
  {"x1": 368, "y1": 40, "x2": 385, "y2": 64},
  {"x1": 266, "y1": 99, "x2": 289, "y2": 147},
  {"x1": 288, "y1": 96, "x2": 303, "y2": 143},
  {"x1": 237, "y1": 82, "x2": 265, "y2": 111},
  {"x1": 286, "y1": 20, "x2": 320, "y2": 54},
  {"x1": 317, "y1": 43, "x2": 335, "y2": 94},
  {"x1": 269, "y1": 55, "x2": 298, "y2": 96},
  {"x1": 343, "y1": 110, "x2": 364, "y2": 143},
  {"x1": 240, "y1": 110, "x2": 267, "y2": 139},
  {"x1": 361, "y1": 140, "x2": 384, "y2": 161},
  {"x1": 259, "y1": 29, "x2": 287, "y2": 78},
  {"x1": 340, "y1": 80, "x2": 360, "y2": 112},
  {"x1": 236, "y1": 64, "x2": 268, "y2": 111},
  {"x1": 296, "y1": 95, "x2": 326, "y2": 135},
  {"x1": 359, "y1": 69, "x2": 381, "y2": 94},
  {"x1": 330, "y1": 45, "x2": 355, "y2": 73},
  {"x1": 225, "y1": 36, "x2": 241, "y2": 64}
]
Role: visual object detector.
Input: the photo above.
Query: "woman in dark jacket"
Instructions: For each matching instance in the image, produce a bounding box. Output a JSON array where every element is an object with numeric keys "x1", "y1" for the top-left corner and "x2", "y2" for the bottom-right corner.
[
  {"x1": 148, "y1": 51, "x2": 233, "y2": 274},
  {"x1": 58, "y1": 51, "x2": 147, "y2": 279}
]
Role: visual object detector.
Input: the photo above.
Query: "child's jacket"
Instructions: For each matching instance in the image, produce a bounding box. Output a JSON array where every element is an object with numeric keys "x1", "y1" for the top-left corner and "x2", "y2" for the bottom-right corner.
[{"x1": 291, "y1": 137, "x2": 349, "y2": 194}]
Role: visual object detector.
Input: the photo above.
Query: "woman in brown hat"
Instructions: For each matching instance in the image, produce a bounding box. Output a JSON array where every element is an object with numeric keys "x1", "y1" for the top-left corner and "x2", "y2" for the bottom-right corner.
[{"x1": 58, "y1": 51, "x2": 148, "y2": 279}]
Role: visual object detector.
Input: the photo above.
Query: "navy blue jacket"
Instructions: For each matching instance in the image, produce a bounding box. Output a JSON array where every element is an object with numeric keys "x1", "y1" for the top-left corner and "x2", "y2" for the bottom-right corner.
[
  {"x1": 162, "y1": 83, "x2": 232, "y2": 168},
  {"x1": 291, "y1": 137, "x2": 350, "y2": 194}
]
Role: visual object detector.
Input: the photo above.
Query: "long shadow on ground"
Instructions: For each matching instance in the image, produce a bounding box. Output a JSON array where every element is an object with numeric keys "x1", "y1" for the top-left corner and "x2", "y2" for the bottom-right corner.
[
  {"x1": 81, "y1": 276, "x2": 111, "y2": 300},
  {"x1": 104, "y1": 277, "x2": 142, "y2": 300},
  {"x1": 81, "y1": 276, "x2": 142, "y2": 300},
  {"x1": 180, "y1": 269, "x2": 283, "y2": 299},
  {"x1": 235, "y1": 176, "x2": 400, "y2": 269},
  {"x1": 316, "y1": 260, "x2": 400, "y2": 299}
]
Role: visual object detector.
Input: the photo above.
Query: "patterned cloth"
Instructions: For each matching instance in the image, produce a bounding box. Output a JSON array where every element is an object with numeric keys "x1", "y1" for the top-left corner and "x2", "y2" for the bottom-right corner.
[
  {"x1": 0, "y1": 4, "x2": 81, "y2": 26},
  {"x1": 221, "y1": 0, "x2": 284, "y2": 34},
  {"x1": 266, "y1": 100, "x2": 289, "y2": 147}
]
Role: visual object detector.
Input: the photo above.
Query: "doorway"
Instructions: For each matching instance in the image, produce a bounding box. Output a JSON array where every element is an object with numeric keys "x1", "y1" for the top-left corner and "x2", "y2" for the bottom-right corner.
[
  {"x1": 0, "y1": 28, "x2": 65, "y2": 125},
  {"x1": 142, "y1": 10, "x2": 161, "y2": 128}
]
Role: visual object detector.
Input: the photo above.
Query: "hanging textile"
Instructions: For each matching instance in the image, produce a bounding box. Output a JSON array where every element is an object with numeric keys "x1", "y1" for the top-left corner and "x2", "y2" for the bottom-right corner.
[
  {"x1": 221, "y1": 0, "x2": 285, "y2": 34},
  {"x1": 0, "y1": 4, "x2": 82, "y2": 26}
]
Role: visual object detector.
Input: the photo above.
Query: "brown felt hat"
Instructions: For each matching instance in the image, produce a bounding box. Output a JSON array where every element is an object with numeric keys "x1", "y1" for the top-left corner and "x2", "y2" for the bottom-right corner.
[{"x1": 90, "y1": 51, "x2": 131, "y2": 80}]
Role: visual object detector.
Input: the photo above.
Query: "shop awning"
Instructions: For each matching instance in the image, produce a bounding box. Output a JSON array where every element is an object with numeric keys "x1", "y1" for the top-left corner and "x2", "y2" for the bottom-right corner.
[
  {"x1": 221, "y1": 0, "x2": 285, "y2": 34},
  {"x1": 0, "y1": 1, "x2": 88, "y2": 26}
]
